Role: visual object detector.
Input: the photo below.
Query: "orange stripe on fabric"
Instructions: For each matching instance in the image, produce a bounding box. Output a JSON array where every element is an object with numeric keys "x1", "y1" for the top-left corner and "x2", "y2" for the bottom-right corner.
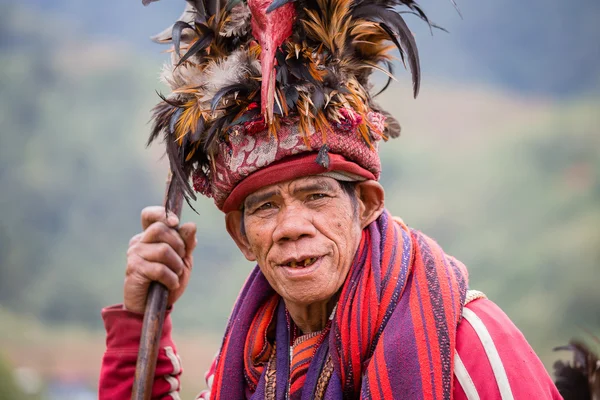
[
  {"x1": 410, "y1": 243, "x2": 445, "y2": 399},
  {"x1": 369, "y1": 334, "x2": 393, "y2": 400},
  {"x1": 415, "y1": 239, "x2": 446, "y2": 400},
  {"x1": 408, "y1": 271, "x2": 433, "y2": 397}
]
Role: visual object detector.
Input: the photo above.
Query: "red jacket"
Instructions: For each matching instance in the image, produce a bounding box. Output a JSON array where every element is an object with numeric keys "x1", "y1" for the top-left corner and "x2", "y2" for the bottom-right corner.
[{"x1": 99, "y1": 298, "x2": 562, "y2": 399}]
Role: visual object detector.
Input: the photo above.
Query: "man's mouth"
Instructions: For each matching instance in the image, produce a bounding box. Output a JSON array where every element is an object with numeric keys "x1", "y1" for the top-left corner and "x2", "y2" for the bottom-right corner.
[{"x1": 281, "y1": 257, "x2": 319, "y2": 269}]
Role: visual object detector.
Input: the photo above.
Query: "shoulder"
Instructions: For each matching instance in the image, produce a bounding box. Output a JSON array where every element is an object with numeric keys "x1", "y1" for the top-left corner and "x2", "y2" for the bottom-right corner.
[{"x1": 453, "y1": 297, "x2": 562, "y2": 400}]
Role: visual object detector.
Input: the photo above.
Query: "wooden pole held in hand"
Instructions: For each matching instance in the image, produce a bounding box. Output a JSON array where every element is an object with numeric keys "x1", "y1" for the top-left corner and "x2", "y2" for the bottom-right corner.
[{"x1": 131, "y1": 173, "x2": 185, "y2": 400}]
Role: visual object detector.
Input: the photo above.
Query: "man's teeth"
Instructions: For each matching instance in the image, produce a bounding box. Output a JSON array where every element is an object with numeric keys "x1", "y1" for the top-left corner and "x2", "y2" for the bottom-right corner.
[{"x1": 287, "y1": 258, "x2": 317, "y2": 268}]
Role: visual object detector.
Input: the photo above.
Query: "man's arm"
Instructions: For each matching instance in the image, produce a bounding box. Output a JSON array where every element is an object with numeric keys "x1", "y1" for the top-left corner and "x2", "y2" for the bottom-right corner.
[
  {"x1": 99, "y1": 206, "x2": 197, "y2": 399},
  {"x1": 453, "y1": 298, "x2": 562, "y2": 399},
  {"x1": 99, "y1": 306, "x2": 182, "y2": 400}
]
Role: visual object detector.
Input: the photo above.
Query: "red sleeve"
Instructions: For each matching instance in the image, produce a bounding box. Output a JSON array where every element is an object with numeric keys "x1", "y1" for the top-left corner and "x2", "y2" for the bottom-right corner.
[
  {"x1": 453, "y1": 298, "x2": 562, "y2": 400},
  {"x1": 99, "y1": 305, "x2": 182, "y2": 400}
]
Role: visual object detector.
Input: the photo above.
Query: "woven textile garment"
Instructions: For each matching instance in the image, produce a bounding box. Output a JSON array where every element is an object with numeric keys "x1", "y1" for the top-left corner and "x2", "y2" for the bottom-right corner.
[{"x1": 210, "y1": 210, "x2": 468, "y2": 399}]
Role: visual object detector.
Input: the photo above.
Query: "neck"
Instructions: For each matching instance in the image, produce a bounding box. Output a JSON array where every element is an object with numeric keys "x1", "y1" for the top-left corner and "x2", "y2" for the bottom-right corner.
[{"x1": 284, "y1": 295, "x2": 338, "y2": 334}]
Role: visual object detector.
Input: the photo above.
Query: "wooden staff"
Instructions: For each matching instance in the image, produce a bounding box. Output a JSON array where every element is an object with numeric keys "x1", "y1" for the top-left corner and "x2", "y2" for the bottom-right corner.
[{"x1": 131, "y1": 172, "x2": 185, "y2": 400}]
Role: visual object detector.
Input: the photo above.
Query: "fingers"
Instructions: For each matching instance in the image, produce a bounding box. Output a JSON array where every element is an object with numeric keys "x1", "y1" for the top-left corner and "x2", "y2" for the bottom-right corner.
[
  {"x1": 141, "y1": 221, "x2": 186, "y2": 258},
  {"x1": 128, "y1": 242, "x2": 186, "y2": 278},
  {"x1": 129, "y1": 233, "x2": 142, "y2": 247},
  {"x1": 128, "y1": 253, "x2": 180, "y2": 291},
  {"x1": 141, "y1": 206, "x2": 179, "y2": 231}
]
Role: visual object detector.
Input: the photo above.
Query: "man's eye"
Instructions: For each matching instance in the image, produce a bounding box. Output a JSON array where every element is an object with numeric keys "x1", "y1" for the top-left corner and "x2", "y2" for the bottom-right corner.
[
  {"x1": 257, "y1": 202, "x2": 274, "y2": 210},
  {"x1": 307, "y1": 193, "x2": 328, "y2": 201}
]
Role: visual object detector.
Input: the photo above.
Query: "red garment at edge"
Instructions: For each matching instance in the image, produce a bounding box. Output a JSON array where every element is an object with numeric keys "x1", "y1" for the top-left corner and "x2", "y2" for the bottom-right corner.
[{"x1": 99, "y1": 299, "x2": 562, "y2": 399}]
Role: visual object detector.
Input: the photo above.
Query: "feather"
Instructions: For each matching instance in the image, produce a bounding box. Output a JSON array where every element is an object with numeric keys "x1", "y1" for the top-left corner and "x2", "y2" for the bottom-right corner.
[
  {"x1": 352, "y1": 5, "x2": 420, "y2": 97},
  {"x1": 151, "y1": 2, "x2": 197, "y2": 43},
  {"x1": 220, "y1": 3, "x2": 251, "y2": 37},
  {"x1": 201, "y1": 49, "x2": 261, "y2": 103},
  {"x1": 172, "y1": 21, "x2": 195, "y2": 58},
  {"x1": 381, "y1": 108, "x2": 401, "y2": 138},
  {"x1": 170, "y1": 107, "x2": 185, "y2": 135},
  {"x1": 145, "y1": 0, "x2": 444, "y2": 205},
  {"x1": 161, "y1": 61, "x2": 206, "y2": 91},
  {"x1": 192, "y1": 115, "x2": 206, "y2": 141},
  {"x1": 211, "y1": 83, "x2": 252, "y2": 112},
  {"x1": 373, "y1": 59, "x2": 394, "y2": 97},
  {"x1": 177, "y1": 32, "x2": 214, "y2": 66},
  {"x1": 192, "y1": 0, "x2": 208, "y2": 23},
  {"x1": 554, "y1": 339, "x2": 600, "y2": 400},
  {"x1": 266, "y1": 0, "x2": 295, "y2": 13}
]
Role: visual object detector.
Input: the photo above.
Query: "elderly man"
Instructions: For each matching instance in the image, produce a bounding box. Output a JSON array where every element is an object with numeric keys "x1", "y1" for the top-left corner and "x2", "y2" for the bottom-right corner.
[{"x1": 100, "y1": 0, "x2": 562, "y2": 398}]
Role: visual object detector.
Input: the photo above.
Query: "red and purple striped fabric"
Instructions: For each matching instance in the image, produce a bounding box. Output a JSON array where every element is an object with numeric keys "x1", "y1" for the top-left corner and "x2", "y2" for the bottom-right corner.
[{"x1": 210, "y1": 211, "x2": 468, "y2": 399}]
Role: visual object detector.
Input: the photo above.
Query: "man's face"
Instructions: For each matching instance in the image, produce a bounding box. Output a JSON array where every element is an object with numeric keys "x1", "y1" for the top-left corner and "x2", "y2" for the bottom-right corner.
[{"x1": 238, "y1": 176, "x2": 363, "y2": 306}]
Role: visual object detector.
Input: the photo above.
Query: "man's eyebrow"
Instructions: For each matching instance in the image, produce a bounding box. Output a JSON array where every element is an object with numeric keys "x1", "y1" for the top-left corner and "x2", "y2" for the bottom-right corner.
[
  {"x1": 244, "y1": 189, "x2": 280, "y2": 210},
  {"x1": 291, "y1": 180, "x2": 336, "y2": 195}
]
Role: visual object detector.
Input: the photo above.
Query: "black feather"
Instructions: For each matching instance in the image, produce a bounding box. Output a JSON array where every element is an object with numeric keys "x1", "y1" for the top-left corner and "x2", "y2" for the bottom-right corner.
[
  {"x1": 211, "y1": 83, "x2": 252, "y2": 112},
  {"x1": 205, "y1": 0, "x2": 223, "y2": 21},
  {"x1": 147, "y1": 102, "x2": 174, "y2": 146},
  {"x1": 172, "y1": 21, "x2": 195, "y2": 58},
  {"x1": 176, "y1": 31, "x2": 214, "y2": 67},
  {"x1": 202, "y1": 115, "x2": 233, "y2": 152},
  {"x1": 353, "y1": 5, "x2": 421, "y2": 97},
  {"x1": 169, "y1": 107, "x2": 184, "y2": 135},
  {"x1": 267, "y1": 0, "x2": 295, "y2": 13},
  {"x1": 191, "y1": 0, "x2": 208, "y2": 23},
  {"x1": 553, "y1": 340, "x2": 600, "y2": 400},
  {"x1": 225, "y1": 0, "x2": 241, "y2": 11},
  {"x1": 192, "y1": 115, "x2": 206, "y2": 142},
  {"x1": 285, "y1": 57, "x2": 320, "y2": 86},
  {"x1": 311, "y1": 87, "x2": 326, "y2": 111},
  {"x1": 156, "y1": 91, "x2": 183, "y2": 107},
  {"x1": 142, "y1": 0, "x2": 161, "y2": 6},
  {"x1": 165, "y1": 128, "x2": 195, "y2": 199},
  {"x1": 283, "y1": 86, "x2": 300, "y2": 109},
  {"x1": 373, "y1": 53, "x2": 395, "y2": 98},
  {"x1": 231, "y1": 107, "x2": 260, "y2": 125}
]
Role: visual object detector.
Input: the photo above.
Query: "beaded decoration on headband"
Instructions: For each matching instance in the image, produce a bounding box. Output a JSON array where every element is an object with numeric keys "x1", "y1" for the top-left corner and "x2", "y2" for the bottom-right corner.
[{"x1": 143, "y1": 0, "x2": 446, "y2": 208}]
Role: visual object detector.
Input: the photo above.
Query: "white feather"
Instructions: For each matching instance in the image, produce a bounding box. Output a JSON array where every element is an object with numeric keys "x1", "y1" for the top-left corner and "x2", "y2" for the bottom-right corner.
[
  {"x1": 200, "y1": 49, "x2": 260, "y2": 103},
  {"x1": 220, "y1": 3, "x2": 251, "y2": 37},
  {"x1": 160, "y1": 55, "x2": 207, "y2": 91}
]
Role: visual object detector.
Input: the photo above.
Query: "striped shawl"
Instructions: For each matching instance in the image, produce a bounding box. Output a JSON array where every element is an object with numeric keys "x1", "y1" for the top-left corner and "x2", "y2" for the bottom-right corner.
[{"x1": 210, "y1": 210, "x2": 469, "y2": 399}]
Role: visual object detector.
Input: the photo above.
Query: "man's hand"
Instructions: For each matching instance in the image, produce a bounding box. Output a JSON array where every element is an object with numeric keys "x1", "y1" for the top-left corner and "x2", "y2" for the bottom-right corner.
[{"x1": 124, "y1": 206, "x2": 197, "y2": 313}]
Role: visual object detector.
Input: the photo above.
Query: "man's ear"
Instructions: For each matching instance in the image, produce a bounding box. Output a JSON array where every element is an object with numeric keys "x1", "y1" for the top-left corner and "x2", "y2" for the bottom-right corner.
[
  {"x1": 355, "y1": 180, "x2": 385, "y2": 229},
  {"x1": 225, "y1": 210, "x2": 257, "y2": 262}
]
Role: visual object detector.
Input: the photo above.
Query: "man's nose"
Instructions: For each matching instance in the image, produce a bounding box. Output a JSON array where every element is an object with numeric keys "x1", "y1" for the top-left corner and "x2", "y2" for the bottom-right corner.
[{"x1": 272, "y1": 206, "x2": 317, "y2": 243}]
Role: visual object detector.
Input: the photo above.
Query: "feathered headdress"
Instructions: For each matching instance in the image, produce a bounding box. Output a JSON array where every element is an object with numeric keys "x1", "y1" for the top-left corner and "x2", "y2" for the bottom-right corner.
[{"x1": 144, "y1": 0, "x2": 444, "y2": 211}]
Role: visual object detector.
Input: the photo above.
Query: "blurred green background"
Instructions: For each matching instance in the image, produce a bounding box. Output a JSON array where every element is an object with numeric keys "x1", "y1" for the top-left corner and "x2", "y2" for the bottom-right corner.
[{"x1": 0, "y1": 0, "x2": 598, "y2": 398}]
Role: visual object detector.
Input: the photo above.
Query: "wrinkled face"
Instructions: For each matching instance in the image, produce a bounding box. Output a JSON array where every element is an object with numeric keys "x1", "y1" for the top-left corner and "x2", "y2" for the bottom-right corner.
[{"x1": 240, "y1": 176, "x2": 363, "y2": 306}]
